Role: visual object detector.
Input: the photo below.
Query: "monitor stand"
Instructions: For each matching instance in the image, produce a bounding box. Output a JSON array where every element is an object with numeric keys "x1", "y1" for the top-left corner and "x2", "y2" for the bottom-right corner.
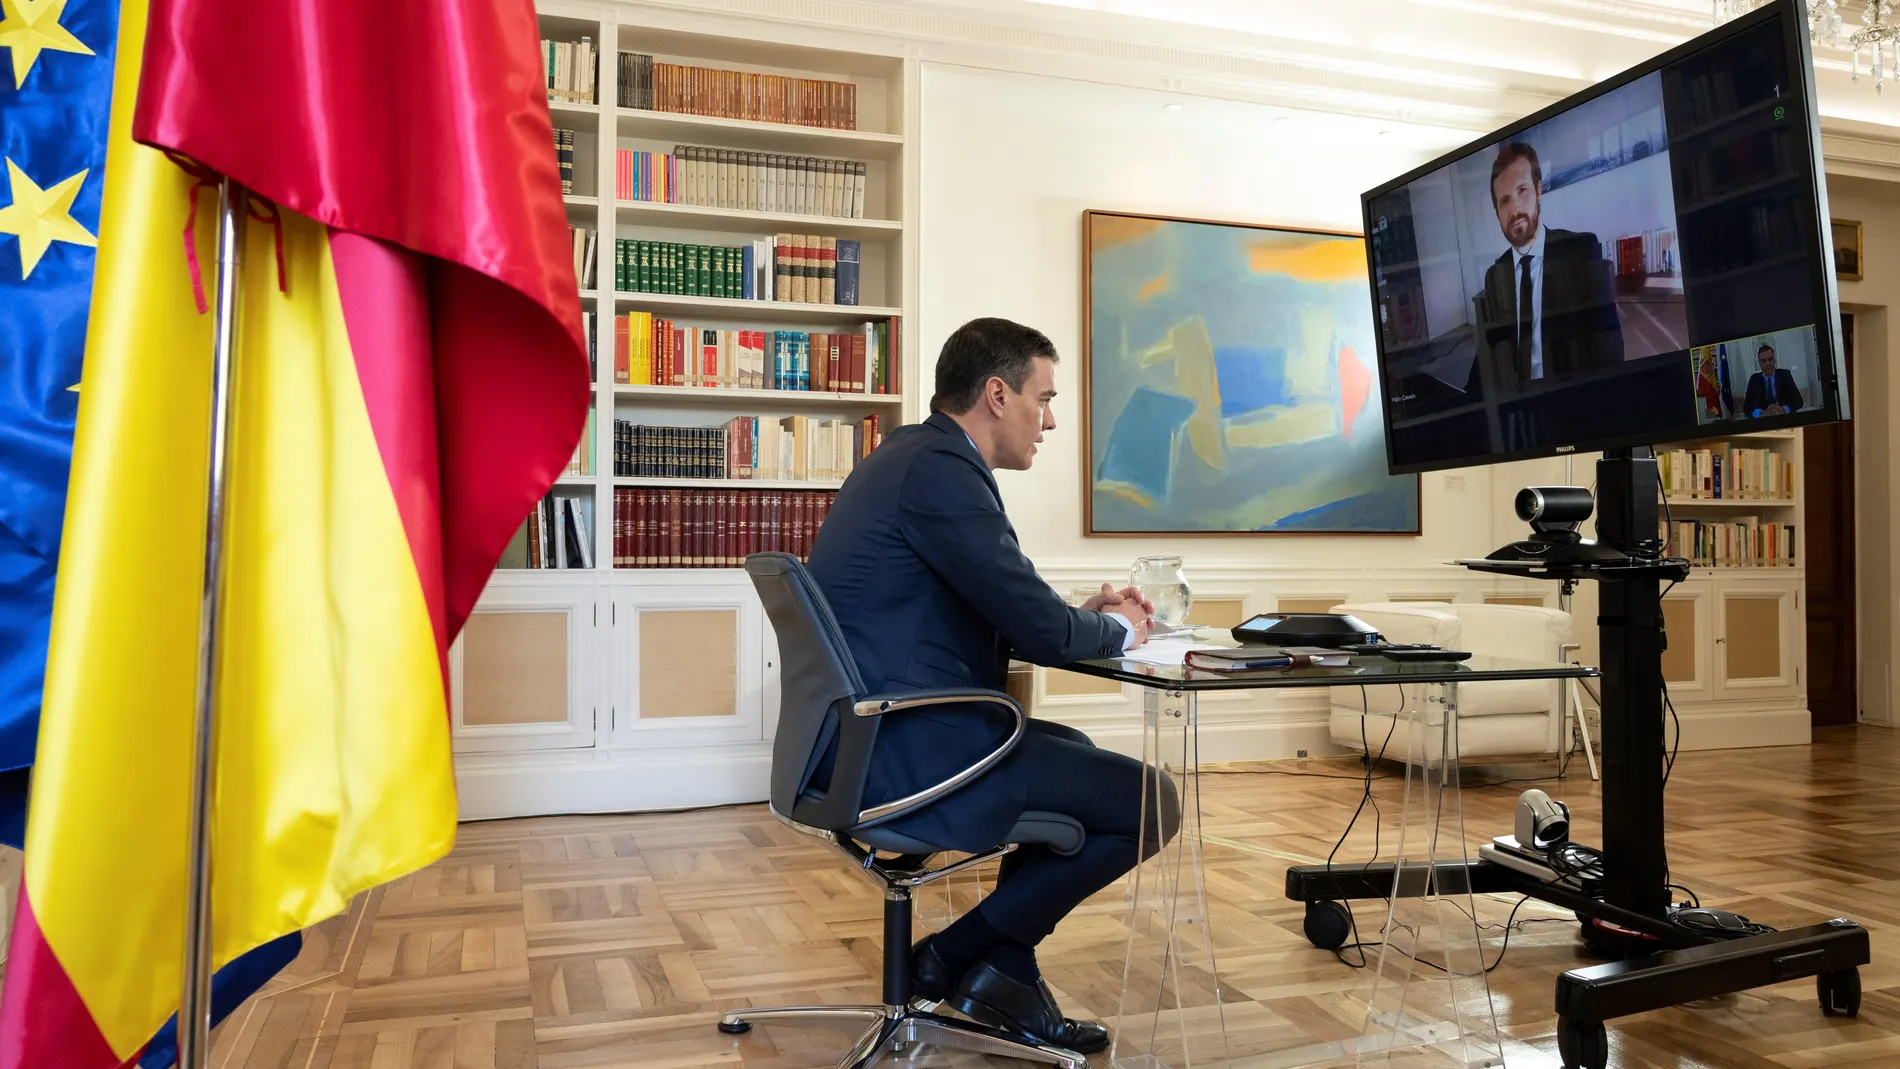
[{"x1": 1283, "y1": 446, "x2": 1869, "y2": 1069}]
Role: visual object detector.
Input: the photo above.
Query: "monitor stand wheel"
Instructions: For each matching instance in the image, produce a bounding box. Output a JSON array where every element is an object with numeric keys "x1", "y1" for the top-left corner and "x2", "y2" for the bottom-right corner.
[
  {"x1": 1818, "y1": 968, "x2": 1861, "y2": 1017},
  {"x1": 1556, "y1": 1016, "x2": 1608, "y2": 1069},
  {"x1": 1301, "y1": 900, "x2": 1353, "y2": 951}
]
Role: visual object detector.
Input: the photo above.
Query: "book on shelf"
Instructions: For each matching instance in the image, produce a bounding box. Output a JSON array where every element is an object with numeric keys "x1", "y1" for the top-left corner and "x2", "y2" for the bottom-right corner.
[
  {"x1": 774, "y1": 233, "x2": 840, "y2": 304},
  {"x1": 612, "y1": 314, "x2": 899, "y2": 394},
  {"x1": 1661, "y1": 517, "x2": 1795, "y2": 568},
  {"x1": 565, "y1": 406, "x2": 597, "y2": 477},
  {"x1": 1659, "y1": 445, "x2": 1794, "y2": 500},
  {"x1": 612, "y1": 235, "x2": 860, "y2": 306},
  {"x1": 613, "y1": 488, "x2": 835, "y2": 568},
  {"x1": 614, "y1": 414, "x2": 881, "y2": 482},
  {"x1": 617, "y1": 52, "x2": 857, "y2": 130},
  {"x1": 613, "y1": 147, "x2": 868, "y2": 219},
  {"x1": 616, "y1": 238, "x2": 750, "y2": 299},
  {"x1": 502, "y1": 492, "x2": 593, "y2": 570},
  {"x1": 553, "y1": 127, "x2": 577, "y2": 193},
  {"x1": 543, "y1": 38, "x2": 597, "y2": 105},
  {"x1": 582, "y1": 310, "x2": 597, "y2": 379},
  {"x1": 569, "y1": 225, "x2": 597, "y2": 289},
  {"x1": 615, "y1": 149, "x2": 675, "y2": 204}
]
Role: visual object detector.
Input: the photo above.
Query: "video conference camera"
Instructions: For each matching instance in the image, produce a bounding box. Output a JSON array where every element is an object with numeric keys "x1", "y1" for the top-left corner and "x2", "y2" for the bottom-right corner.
[{"x1": 1485, "y1": 485, "x2": 1631, "y2": 567}]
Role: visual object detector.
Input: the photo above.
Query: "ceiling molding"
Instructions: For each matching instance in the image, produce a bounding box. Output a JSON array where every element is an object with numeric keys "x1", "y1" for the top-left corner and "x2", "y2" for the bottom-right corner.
[
  {"x1": 609, "y1": 0, "x2": 1900, "y2": 175},
  {"x1": 1823, "y1": 132, "x2": 1900, "y2": 180}
]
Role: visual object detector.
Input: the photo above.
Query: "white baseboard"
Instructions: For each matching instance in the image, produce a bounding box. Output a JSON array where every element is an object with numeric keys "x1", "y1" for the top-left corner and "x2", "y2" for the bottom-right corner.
[
  {"x1": 1672, "y1": 703, "x2": 1811, "y2": 750},
  {"x1": 455, "y1": 745, "x2": 771, "y2": 821}
]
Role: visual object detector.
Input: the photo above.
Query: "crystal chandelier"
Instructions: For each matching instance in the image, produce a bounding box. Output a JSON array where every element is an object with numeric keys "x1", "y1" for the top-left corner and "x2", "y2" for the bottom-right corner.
[
  {"x1": 1713, "y1": 1, "x2": 1900, "y2": 88},
  {"x1": 1852, "y1": 1, "x2": 1900, "y2": 91},
  {"x1": 1714, "y1": 0, "x2": 1844, "y2": 45}
]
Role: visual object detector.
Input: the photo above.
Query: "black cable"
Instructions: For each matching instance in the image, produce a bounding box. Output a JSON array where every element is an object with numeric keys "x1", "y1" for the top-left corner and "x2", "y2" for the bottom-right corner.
[
  {"x1": 1660, "y1": 481, "x2": 1675, "y2": 557},
  {"x1": 1660, "y1": 575, "x2": 1682, "y2": 790},
  {"x1": 1328, "y1": 687, "x2": 1397, "y2": 969},
  {"x1": 1663, "y1": 681, "x2": 1682, "y2": 788}
]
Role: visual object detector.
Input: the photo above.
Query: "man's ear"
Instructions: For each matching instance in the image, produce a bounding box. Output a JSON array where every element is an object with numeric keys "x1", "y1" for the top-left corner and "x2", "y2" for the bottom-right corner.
[{"x1": 984, "y1": 376, "x2": 1008, "y2": 415}]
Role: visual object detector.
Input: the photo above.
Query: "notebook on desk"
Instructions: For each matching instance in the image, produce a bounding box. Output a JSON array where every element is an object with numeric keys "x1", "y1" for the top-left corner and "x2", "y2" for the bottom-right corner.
[{"x1": 1182, "y1": 646, "x2": 1352, "y2": 671}]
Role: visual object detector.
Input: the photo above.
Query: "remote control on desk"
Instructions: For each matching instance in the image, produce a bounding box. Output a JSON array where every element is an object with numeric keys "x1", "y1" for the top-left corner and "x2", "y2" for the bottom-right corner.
[{"x1": 1339, "y1": 642, "x2": 1438, "y2": 654}]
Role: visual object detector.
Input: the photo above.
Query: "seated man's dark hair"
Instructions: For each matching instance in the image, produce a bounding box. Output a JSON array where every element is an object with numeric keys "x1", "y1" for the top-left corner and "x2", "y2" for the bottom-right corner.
[{"x1": 931, "y1": 317, "x2": 1059, "y2": 415}]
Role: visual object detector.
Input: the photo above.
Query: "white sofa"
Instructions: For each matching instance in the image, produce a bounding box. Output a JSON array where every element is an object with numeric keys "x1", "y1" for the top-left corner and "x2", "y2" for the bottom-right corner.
[{"x1": 1327, "y1": 602, "x2": 1575, "y2": 763}]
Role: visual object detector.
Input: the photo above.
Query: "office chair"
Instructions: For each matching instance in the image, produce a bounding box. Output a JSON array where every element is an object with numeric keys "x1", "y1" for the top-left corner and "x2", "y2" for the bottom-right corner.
[{"x1": 717, "y1": 553, "x2": 1088, "y2": 1069}]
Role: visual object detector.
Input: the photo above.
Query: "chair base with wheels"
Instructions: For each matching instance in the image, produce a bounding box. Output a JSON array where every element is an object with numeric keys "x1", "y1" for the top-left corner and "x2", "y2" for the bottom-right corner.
[{"x1": 716, "y1": 816, "x2": 1086, "y2": 1069}]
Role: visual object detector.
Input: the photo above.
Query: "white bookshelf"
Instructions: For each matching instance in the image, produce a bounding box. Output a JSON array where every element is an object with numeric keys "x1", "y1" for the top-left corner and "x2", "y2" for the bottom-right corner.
[
  {"x1": 451, "y1": 1, "x2": 919, "y2": 819},
  {"x1": 613, "y1": 200, "x2": 904, "y2": 238},
  {"x1": 613, "y1": 383, "x2": 904, "y2": 406},
  {"x1": 608, "y1": 291, "x2": 905, "y2": 321},
  {"x1": 518, "y1": 1, "x2": 915, "y2": 579},
  {"x1": 1647, "y1": 427, "x2": 1809, "y2": 750}
]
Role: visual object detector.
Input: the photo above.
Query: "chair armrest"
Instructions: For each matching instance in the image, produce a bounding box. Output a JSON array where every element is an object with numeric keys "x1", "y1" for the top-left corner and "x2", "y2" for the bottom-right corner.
[
  {"x1": 851, "y1": 689, "x2": 1026, "y2": 826},
  {"x1": 854, "y1": 688, "x2": 1023, "y2": 718}
]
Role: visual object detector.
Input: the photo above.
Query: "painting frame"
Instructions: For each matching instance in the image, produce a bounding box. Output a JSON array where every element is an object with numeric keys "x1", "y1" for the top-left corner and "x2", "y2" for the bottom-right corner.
[
  {"x1": 1832, "y1": 218, "x2": 1862, "y2": 282},
  {"x1": 1080, "y1": 208, "x2": 1422, "y2": 538}
]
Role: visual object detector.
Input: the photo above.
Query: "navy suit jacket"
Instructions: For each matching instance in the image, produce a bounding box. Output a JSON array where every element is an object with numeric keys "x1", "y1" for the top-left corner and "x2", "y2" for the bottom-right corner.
[
  {"x1": 805, "y1": 411, "x2": 1126, "y2": 851},
  {"x1": 1743, "y1": 368, "x2": 1802, "y2": 415}
]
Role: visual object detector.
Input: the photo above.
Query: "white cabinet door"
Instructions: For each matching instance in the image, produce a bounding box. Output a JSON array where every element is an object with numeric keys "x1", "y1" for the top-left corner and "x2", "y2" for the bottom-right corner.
[
  {"x1": 1660, "y1": 579, "x2": 1714, "y2": 705},
  {"x1": 449, "y1": 582, "x2": 599, "y2": 753},
  {"x1": 611, "y1": 572, "x2": 766, "y2": 746},
  {"x1": 1714, "y1": 577, "x2": 1801, "y2": 701}
]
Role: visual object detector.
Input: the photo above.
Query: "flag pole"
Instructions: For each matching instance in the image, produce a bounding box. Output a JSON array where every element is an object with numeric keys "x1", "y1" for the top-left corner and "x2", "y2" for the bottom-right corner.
[{"x1": 179, "y1": 174, "x2": 246, "y2": 1069}]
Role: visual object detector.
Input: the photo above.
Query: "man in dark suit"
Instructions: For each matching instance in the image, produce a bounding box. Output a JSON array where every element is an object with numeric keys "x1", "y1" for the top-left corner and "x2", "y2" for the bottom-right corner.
[
  {"x1": 806, "y1": 317, "x2": 1175, "y2": 1054},
  {"x1": 1743, "y1": 342, "x2": 1803, "y2": 417},
  {"x1": 1474, "y1": 143, "x2": 1624, "y2": 390}
]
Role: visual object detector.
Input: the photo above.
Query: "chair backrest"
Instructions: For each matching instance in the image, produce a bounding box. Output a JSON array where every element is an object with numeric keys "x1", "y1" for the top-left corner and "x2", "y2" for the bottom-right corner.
[{"x1": 744, "y1": 552, "x2": 875, "y2": 833}]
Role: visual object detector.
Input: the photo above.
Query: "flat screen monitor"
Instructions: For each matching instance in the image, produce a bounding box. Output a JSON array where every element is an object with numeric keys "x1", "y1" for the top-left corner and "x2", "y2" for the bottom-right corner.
[{"x1": 1361, "y1": 0, "x2": 1848, "y2": 475}]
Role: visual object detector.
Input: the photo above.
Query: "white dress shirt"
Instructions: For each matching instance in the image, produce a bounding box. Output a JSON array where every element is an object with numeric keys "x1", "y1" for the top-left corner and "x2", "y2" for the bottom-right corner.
[
  {"x1": 961, "y1": 426, "x2": 1136, "y2": 653},
  {"x1": 1511, "y1": 225, "x2": 1548, "y2": 380}
]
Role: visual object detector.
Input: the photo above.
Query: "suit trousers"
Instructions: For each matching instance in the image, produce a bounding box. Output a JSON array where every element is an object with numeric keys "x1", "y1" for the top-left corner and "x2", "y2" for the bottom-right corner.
[{"x1": 975, "y1": 718, "x2": 1182, "y2": 946}]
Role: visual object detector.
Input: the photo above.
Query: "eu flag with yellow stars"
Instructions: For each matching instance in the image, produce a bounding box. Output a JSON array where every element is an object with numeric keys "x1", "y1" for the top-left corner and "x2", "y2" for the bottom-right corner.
[
  {"x1": 0, "y1": 0, "x2": 110, "y2": 851},
  {"x1": 1, "y1": 3, "x2": 300, "y2": 1064}
]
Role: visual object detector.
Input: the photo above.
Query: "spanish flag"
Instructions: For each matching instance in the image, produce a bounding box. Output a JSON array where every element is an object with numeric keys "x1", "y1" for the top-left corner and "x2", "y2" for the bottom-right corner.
[{"x1": 0, "y1": 0, "x2": 587, "y2": 1062}]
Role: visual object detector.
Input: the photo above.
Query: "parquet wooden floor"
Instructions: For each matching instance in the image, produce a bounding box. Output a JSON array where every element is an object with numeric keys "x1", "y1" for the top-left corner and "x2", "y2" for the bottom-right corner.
[{"x1": 205, "y1": 727, "x2": 1899, "y2": 1069}]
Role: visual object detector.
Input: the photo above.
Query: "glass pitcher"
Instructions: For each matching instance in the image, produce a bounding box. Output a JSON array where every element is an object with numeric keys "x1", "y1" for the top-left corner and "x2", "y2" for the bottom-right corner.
[{"x1": 1130, "y1": 556, "x2": 1191, "y2": 628}]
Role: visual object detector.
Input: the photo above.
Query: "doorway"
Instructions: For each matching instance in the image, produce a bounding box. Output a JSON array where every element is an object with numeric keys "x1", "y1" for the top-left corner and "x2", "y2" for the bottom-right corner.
[{"x1": 1804, "y1": 312, "x2": 1858, "y2": 726}]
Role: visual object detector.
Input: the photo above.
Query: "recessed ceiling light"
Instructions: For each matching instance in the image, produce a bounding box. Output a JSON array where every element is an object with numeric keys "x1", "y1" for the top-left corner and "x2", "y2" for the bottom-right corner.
[{"x1": 1163, "y1": 102, "x2": 1185, "y2": 111}]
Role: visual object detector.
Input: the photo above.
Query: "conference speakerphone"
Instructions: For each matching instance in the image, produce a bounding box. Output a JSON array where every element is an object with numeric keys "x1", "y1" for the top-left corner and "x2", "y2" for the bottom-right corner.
[{"x1": 1231, "y1": 612, "x2": 1379, "y2": 649}]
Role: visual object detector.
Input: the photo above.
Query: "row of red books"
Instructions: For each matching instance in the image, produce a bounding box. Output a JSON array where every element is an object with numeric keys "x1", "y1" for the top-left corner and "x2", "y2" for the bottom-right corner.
[{"x1": 612, "y1": 488, "x2": 834, "y2": 568}]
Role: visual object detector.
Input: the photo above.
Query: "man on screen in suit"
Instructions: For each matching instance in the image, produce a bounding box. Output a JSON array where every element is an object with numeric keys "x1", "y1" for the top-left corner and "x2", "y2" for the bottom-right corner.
[
  {"x1": 1475, "y1": 142, "x2": 1624, "y2": 390},
  {"x1": 1743, "y1": 342, "x2": 1803, "y2": 417},
  {"x1": 806, "y1": 317, "x2": 1177, "y2": 1055}
]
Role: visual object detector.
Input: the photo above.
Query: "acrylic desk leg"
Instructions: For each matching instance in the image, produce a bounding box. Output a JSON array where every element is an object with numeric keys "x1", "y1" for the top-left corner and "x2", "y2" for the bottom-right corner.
[
  {"x1": 1112, "y1": 689, "x2": 1230, "y2": 1069},
  {"x1": 1356, "y1": 681, "x2": 1504, "y2": 1069}
]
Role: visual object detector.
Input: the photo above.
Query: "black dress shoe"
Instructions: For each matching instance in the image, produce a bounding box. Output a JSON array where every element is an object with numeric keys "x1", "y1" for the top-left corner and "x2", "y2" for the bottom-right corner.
[
  {"x1": 948, "y1": 962, "x2": 1110, "y2": 1054},
  {"x1": 912, "y1": 935, "x2": 960, "y2": 1002}
]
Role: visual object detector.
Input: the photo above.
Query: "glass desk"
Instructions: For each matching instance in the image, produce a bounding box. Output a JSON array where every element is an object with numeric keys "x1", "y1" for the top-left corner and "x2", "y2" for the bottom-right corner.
[{"x1": 1055, "y1": 643, "x2": 1598, "y2": 1069}]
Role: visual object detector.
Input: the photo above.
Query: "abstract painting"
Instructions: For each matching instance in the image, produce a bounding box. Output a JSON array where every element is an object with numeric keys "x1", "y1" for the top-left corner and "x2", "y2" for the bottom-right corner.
[{"x1": 1083, "y1": 210, "x2": 1419, "y2": 535}]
